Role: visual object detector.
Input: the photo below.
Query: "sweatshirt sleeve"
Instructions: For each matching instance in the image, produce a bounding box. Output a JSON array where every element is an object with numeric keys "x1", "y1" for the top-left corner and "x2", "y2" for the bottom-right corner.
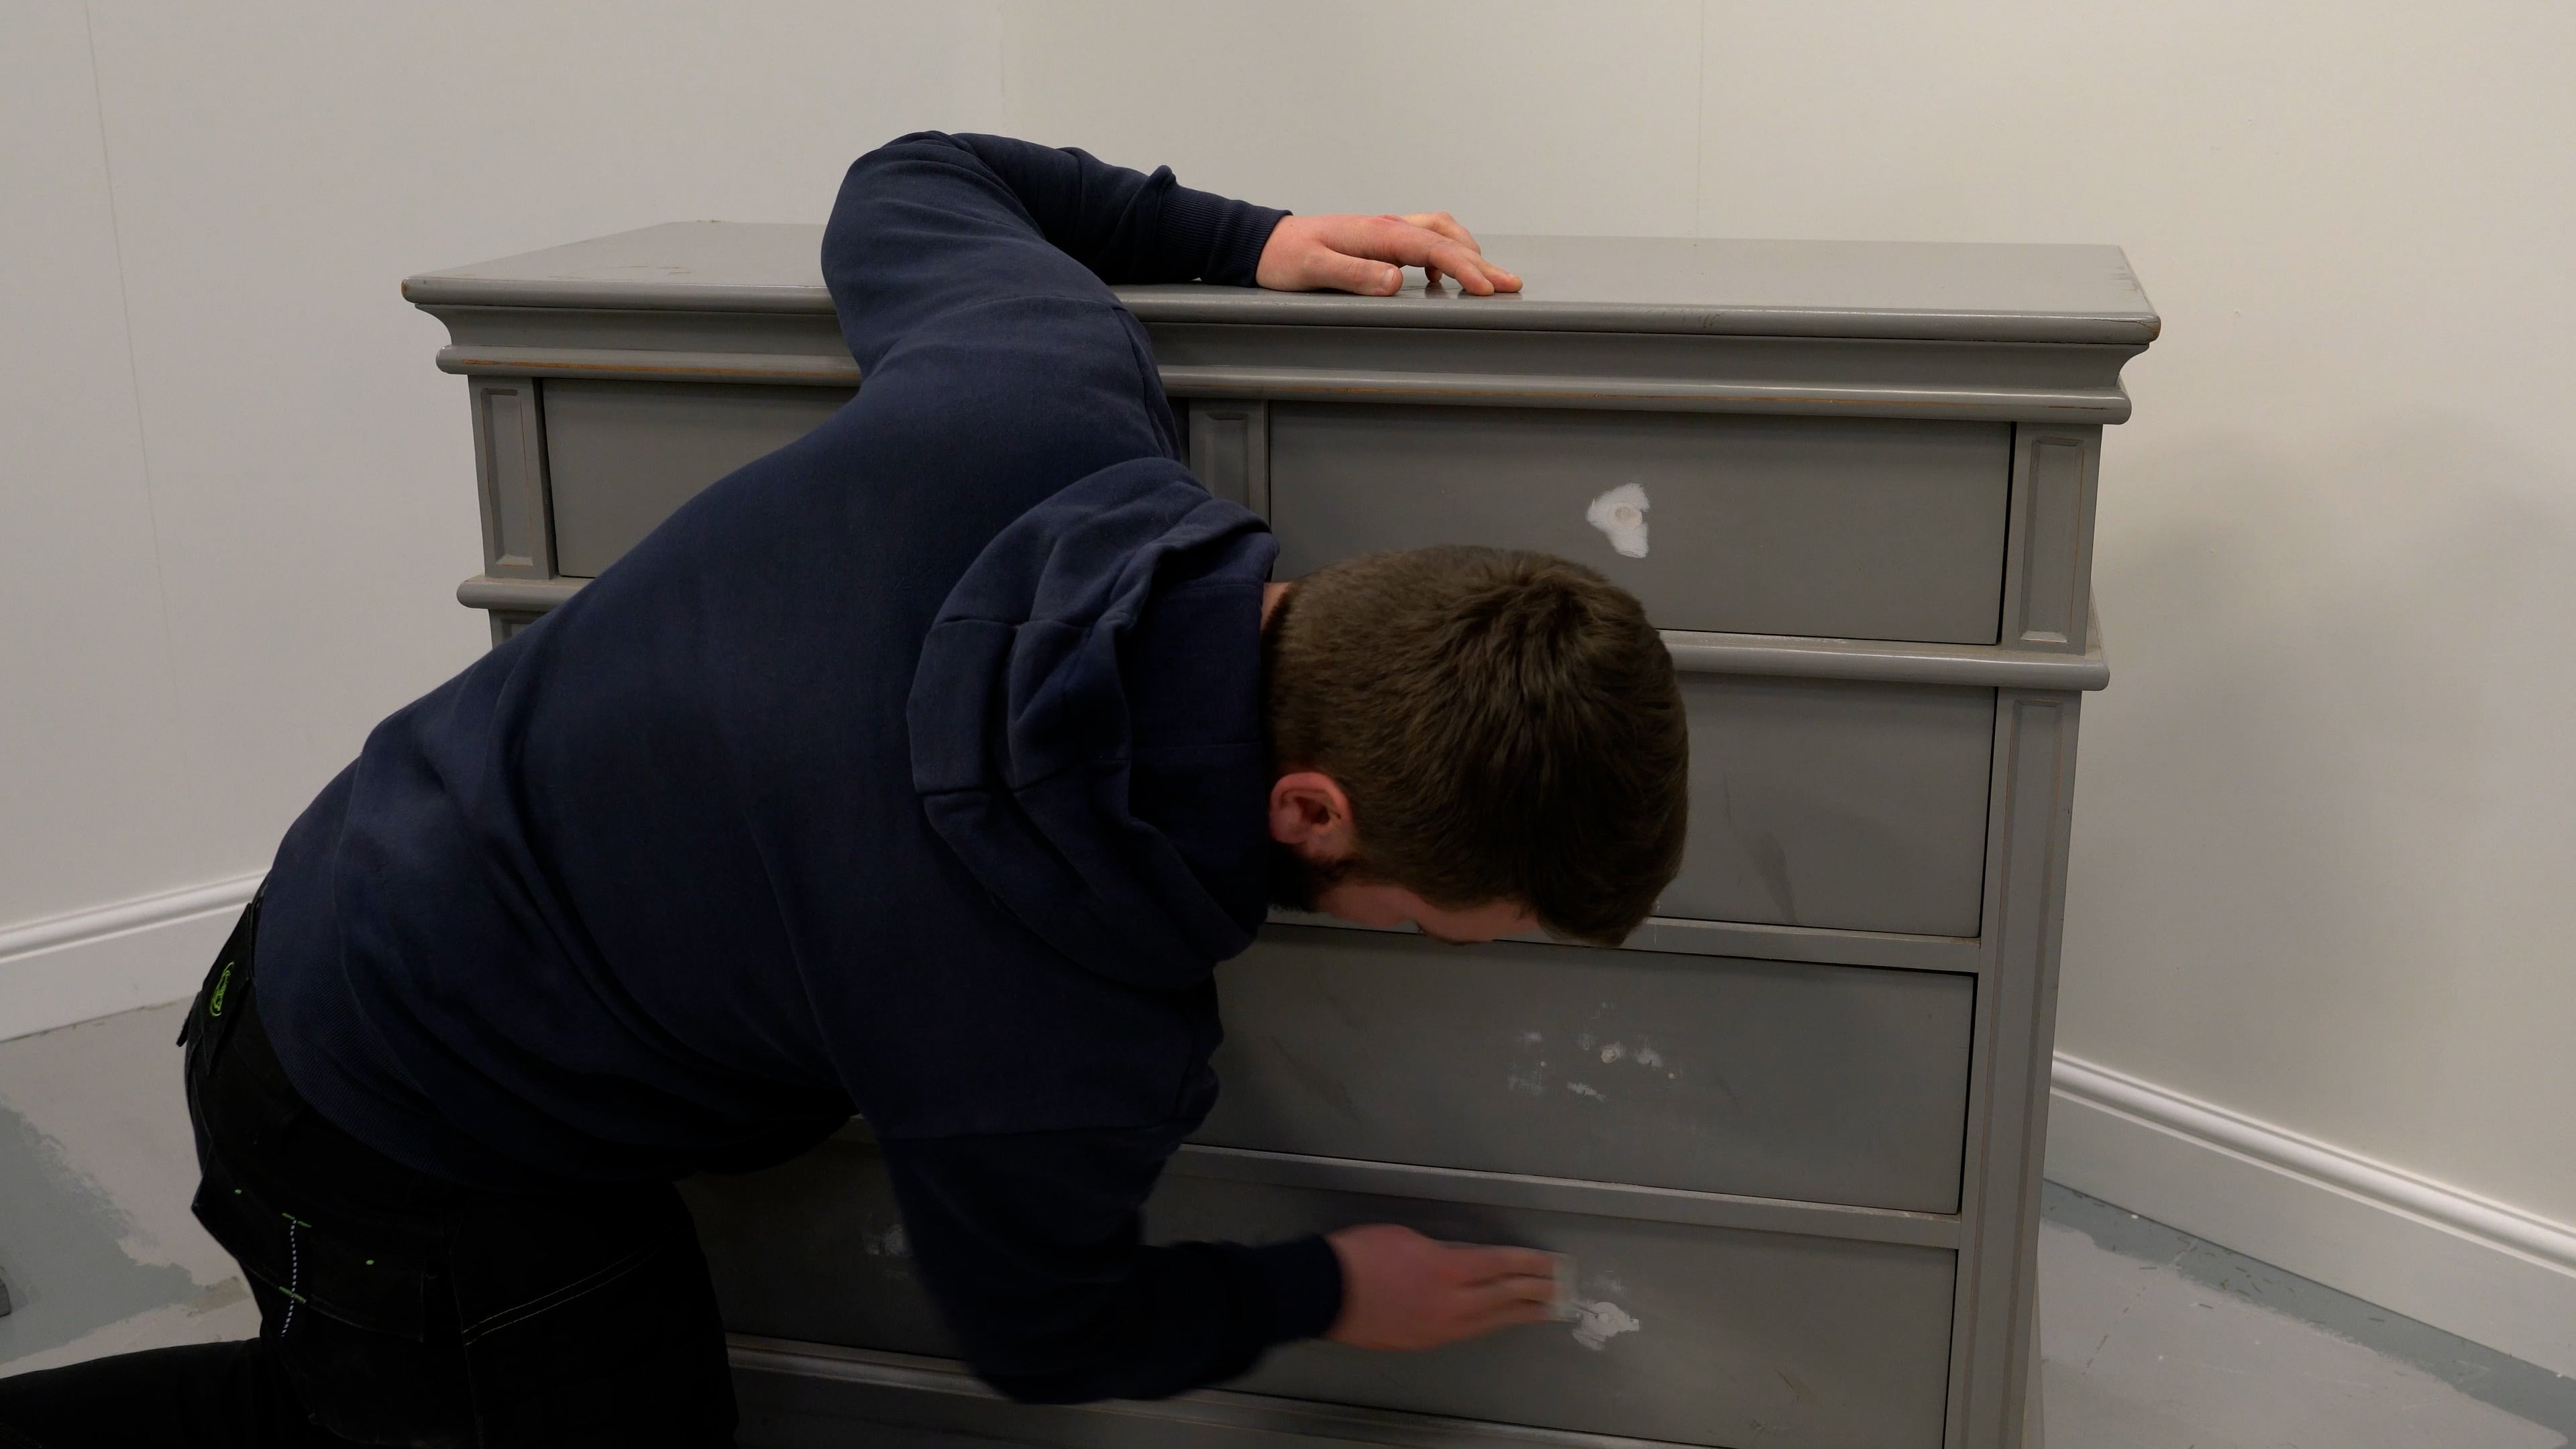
[
  {"x1": 877, "y1": 1126, "x2": 1343, "y2": 1403},
  {"x1": 822, "y1": 131, "x2": 1288, "y2": 374}
]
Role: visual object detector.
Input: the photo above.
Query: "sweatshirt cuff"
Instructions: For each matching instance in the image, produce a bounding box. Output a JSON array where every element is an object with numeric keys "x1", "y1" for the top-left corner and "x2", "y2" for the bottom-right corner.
[
  {"x1": 1156, "y1": 178, "x2": 1289, "y2": 287},
  {"x1": 1247, "y1": 1234, "x2": 1344, "y2": 1343}
]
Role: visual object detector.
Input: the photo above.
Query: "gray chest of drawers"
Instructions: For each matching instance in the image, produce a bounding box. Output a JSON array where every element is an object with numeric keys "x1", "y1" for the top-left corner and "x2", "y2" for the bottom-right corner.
[{"x1": 408, "y1": 226, "x2": 2155, "y2": 1449}]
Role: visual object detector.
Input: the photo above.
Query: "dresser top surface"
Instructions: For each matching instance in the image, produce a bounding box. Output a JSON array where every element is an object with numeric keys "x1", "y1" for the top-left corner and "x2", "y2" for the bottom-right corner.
[{"x1": 406, "y1": 221, "x2": 2157, "y2": 345}]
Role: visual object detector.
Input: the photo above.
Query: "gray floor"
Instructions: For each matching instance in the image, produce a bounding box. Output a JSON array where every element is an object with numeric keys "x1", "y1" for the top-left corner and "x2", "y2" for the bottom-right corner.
[{"x1": 3, "y1": 1002, "x2": 2571, "y2": 1446}]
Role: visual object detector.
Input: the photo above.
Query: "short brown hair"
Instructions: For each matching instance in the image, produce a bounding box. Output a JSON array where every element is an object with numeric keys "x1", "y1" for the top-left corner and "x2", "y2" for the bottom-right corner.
[{"x1": 1264, "y1": 547, "x2": 1687, "y2": 945}]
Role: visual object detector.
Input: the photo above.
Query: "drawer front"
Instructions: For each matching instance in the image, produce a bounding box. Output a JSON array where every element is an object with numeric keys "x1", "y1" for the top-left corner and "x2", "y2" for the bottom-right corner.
[
  {"x1": 682, "y1": 1135, "x2": 954, "y2": 1359},
  {"x1": 1161, "y1": 1174, "x2": 1955, "y2": 1449},
  {"x1": 1199, "y1": 927, "x2": 1974, "y2": 1212},
  {"x1": 1669, "y1": 675, "x2": 1993, "y2": 936},
  {"x1": 1267, "y1": 404, "x2": 2012, "y2": 644},
  {"x1": 543, "y1": 380, "x2": 853, "y2": 576},
  {"x1": 683, "y1": 1140, "x2": 1956, "y2": 1449}
]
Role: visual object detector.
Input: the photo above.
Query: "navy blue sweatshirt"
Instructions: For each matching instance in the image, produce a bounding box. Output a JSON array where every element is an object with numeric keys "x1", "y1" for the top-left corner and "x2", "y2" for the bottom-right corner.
[{"x1": 254, "y1": 133, "x2": 1338, "y2": 1402}]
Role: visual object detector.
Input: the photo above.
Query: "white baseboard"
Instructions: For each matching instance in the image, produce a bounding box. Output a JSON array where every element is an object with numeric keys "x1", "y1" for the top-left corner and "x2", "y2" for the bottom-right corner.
[
  {"x1": 2050, "y1": 1051, "x2": 2576, "y2": 1379},
  {"x1": 0, "y1": 873, "x2": 264, "y2": 1042}
]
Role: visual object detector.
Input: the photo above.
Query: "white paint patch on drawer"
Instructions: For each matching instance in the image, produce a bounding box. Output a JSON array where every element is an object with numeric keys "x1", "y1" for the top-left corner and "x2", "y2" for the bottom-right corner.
[
  {"x1": 1586, "y1": 481, "x2": 1652, "y2": 558},
  {"x1": 1572, "y1": 1298, "x2": 1644, "y2": 1350}
]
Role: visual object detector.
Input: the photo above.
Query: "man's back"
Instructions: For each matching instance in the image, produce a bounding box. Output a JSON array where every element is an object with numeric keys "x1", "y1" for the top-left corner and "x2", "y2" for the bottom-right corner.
[{"x1": 254, "y1": 134, "x2": 1279, "y2": 1189}]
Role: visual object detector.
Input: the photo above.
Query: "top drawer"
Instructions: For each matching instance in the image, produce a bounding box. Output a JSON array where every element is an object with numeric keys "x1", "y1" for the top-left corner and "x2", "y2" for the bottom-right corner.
[{"x1": 1266, "y1": 404, "x2": 2011, "y2": 645}]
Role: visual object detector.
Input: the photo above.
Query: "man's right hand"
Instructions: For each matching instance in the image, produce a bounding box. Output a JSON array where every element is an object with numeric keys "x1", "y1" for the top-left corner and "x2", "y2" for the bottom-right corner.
[{"x1": 1323, "y1": 1224, "x2": 1561, "y2": 1351}]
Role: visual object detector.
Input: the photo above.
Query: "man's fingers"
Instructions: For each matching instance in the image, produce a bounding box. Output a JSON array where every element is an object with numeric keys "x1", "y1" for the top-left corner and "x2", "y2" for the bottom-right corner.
[
  {"x1": 1458, "y1": 1273, "x2": 1561, "y2": 1318},
  {"x1": 1358, "y1": 219, "x2": 1495, "y2": 294},
  {"x1": 1395, "y1": 215, "x2": 1520, "y2": 292},
  {"x1": 1312, "y1": 248, "x2": 1405, "y2": 296},
  {"x1": 1445, "y1": 1295, "x2": 1558, "y2": 1342},
  {"x1": 1449, "y1": 241, "x2": 1519, "y2": 293},
  {"x1": 1399, "y1": 211, "x2": 1481, "y2": 253},
  {"x1": 1350, "y1": 223, "x2": 1493, "y2": 294},
  {"x1": 1425, "y1": 240, "x2": 1500, "y2": 294},
  {"x1": 1411, "y1": 231, "x2": 1516, "y2": 294},
  {"x1": 1473, "y1": 1299, "x2": 1561, "y2": 1332}
]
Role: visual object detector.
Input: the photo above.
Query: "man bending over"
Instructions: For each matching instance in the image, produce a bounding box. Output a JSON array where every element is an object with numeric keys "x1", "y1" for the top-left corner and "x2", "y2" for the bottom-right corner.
[{"x1": 0, "y1": 132, "x2": 1686, "y2": 1448}]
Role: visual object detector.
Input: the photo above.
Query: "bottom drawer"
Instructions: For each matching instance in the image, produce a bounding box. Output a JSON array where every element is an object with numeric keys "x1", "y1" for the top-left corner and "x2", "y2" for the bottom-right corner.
[
  {"x1": 685, "y1": 1134, "x2": 947, "y2": 1358},
  {"x1": 684, "y1": 1138, "x2": 1957, "y2": 1449}
]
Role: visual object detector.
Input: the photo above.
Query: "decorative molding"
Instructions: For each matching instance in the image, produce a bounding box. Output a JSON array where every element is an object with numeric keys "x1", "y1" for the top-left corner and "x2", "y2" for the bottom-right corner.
[
  {"x1": 1171, "y1": 1142, "x2": 1961, "y2": 1248},
  {"x1": 454, "y1": 571, "x2": 2112, "y2": 693},
  {"x1": 405, "y1": 225, "x2": 2162, "y2": 345},
  {"x1": 2050, "y1": 1051, "x2": 2576, "y2": 1378},
  {"x1": 1998, "y1": 427, "x2": 2102, "y2": 655},
  {"x1": 1662, "y1": 626, "x2": 2107, "y2": 690},
  {"x1": 0, "y1": 873, "x2": 262, "y2": 1042},
  {"x1": 1150, "y1": 364, "x2": 2133, "y2": 423},
  {"x1": 457, "y1": 574, "x2": 585, "y2": 612},
  {"x1": 424, "y1": 342, "x2": 2134, "y2": 423},
  {"x1": 435, "y1": 343, "x2": 860, "y2": 385}
]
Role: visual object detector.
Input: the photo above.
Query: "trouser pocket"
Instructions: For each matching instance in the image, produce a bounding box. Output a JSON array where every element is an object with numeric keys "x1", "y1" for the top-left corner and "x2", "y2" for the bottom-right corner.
[
  {"x1": 190, "y1": 1154, "x2": 441, "y2": 1342},
  {"x1": 189, "y1": 1089, "x2": 484, "y2": 1448}
]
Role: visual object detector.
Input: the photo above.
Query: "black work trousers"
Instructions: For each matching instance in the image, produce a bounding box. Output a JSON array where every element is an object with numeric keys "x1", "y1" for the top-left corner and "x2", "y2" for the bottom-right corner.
[{"x1": 0, "y1": 903, "x2": 738, "y2": 1448}]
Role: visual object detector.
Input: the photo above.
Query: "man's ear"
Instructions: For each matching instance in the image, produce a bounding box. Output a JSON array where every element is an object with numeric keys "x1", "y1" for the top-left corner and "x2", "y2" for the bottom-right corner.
[{"x1": 1268, "y1": 770, "x2": 1355, "y2": 858}]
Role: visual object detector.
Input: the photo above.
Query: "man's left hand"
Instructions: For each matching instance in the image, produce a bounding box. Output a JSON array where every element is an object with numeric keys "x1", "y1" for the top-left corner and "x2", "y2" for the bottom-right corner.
[{"x1": 1256, "y1": 213, "x2": 1522, "y2": 297}]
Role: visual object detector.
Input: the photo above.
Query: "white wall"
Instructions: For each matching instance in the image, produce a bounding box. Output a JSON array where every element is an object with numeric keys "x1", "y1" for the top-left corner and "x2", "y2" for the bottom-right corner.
[
  {"x1": 7, "y1": 0, "x2": 2573, "y2": 1371},
  {"x1": 1, "y1": 0, "x2": 1011, "y2": 1024}
]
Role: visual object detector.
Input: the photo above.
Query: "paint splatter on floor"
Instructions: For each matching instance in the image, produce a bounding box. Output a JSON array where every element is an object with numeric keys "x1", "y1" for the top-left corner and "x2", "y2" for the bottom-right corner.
[{"x1": 0, "y1": 1003, "x2": 257, "y2": 1375}]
